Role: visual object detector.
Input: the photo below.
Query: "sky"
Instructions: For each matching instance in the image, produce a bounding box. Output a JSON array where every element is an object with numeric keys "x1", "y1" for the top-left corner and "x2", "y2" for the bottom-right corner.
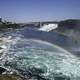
[{"x1": 0, "y1": 0, "x2": 80, "y2": 22}]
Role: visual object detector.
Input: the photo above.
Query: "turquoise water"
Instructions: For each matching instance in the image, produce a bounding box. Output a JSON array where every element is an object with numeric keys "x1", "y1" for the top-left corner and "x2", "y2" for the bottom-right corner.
[{"x1": 0, "y1": 29, "x2": 80, "y2": 80}]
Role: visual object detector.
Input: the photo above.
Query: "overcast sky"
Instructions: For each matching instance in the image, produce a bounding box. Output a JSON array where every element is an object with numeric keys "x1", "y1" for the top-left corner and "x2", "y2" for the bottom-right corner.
[{"x1": 0, "y1": 0, "x2": 80, "y2": 22}]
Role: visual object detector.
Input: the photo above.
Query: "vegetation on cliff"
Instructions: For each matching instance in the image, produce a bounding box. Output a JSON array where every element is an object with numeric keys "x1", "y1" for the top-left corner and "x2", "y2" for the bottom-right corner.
[
  {"x1": 58, "y1": 19, "x2": 80, "y2": 30},
  {"x1": 0, "y1": 18, "x2": 20, "y2": 31},
  {"x1": 56, "y1": 19, "x2": 80, "y2": 43}
]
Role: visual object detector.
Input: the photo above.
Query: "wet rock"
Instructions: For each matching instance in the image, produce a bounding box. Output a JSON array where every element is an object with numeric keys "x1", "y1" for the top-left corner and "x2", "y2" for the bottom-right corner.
[
  {"x1": 0, "y1": 47, "x2": 3, "y2": 49},
  {"x1": 0, "y1": 74, "x2": 23, "y2": 80},
  {"x1": 0, "y1": 67, "x2": 6, "y2": 74}
]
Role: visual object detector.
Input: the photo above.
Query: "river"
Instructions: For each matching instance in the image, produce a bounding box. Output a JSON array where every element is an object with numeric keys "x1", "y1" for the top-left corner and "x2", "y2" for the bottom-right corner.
[{"x1": 0, "y1": 27, "x2": 80, "y2": 80}]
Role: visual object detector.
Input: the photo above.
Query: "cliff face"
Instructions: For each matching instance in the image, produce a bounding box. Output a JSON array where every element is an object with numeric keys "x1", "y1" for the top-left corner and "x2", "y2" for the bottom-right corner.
[
  {"x1": 56, "y1": 19, "x2": 80, "y2": 43},
  {"x1": 58, "y1": 19, "x2": 80, "y2": 30}
]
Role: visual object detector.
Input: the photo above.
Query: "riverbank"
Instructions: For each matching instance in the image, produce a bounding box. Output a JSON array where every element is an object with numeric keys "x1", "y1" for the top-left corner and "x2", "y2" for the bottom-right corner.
[{"x1": 0, "y1": 74, "x2": 23, "y2": 80}]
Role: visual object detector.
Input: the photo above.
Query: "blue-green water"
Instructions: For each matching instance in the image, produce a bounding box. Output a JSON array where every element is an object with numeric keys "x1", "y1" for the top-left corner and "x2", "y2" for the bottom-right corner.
[{"x1": 0, "y1": 28, "x2": 80, "y2": 80}]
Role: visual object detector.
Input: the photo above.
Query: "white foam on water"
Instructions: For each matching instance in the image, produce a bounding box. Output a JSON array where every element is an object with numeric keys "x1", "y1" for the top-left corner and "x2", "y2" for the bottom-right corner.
[
  {"x1": 38, "y1": 24, "x2": 58, "y2": 32},
  {"x1": 0, "y1": 35, "x2": 80, "y2": 80}
]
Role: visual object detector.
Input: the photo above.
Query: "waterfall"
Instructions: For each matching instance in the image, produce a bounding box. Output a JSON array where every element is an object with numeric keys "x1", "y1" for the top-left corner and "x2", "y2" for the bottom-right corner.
[{"x1": 38, "y1": 24, "x2": 58, "y2": 32}]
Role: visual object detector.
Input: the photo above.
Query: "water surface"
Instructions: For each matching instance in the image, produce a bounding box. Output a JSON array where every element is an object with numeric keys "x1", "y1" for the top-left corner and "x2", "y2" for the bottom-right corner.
[{"x1": 0, "y1": 27, "x2": 80, "y2": 80}]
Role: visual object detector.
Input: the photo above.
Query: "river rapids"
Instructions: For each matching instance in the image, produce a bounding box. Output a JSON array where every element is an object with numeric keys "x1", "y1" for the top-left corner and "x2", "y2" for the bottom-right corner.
[{"x1": 0, "y1": 30, "x2": 80, "y2": 80}]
